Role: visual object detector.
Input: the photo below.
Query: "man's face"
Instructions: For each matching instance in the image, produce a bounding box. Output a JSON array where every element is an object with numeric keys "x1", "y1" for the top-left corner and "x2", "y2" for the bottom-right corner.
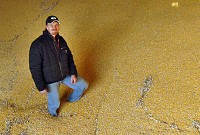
[{"x1": 46, "y1": 21, "x2": 60, "y2": 37}]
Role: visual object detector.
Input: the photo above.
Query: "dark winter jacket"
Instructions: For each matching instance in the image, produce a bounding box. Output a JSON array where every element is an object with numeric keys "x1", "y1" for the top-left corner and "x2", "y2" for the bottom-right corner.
[{"x1": 29, "y1": 30, "x2": 77, "y2": 91}]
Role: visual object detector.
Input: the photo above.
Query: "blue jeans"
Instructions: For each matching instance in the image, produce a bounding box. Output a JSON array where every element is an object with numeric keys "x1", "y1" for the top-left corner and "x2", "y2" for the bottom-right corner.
[{"x1": 47, "y1": 76, "x2": 88, "y2": 116}]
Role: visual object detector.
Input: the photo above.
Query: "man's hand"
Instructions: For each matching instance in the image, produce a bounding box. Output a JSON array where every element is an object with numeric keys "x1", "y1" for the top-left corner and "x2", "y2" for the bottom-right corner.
[
  {"x1": 40, "y1": 89, "x2": 48, "y2": 94},
  {"x1": 71, "y1": 75, "x2": 78, "y2": 84}
]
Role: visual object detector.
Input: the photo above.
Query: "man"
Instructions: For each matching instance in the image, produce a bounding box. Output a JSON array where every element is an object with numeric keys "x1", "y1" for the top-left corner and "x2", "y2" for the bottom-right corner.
[{"x1": 29, "y1": 15, "x2": 88, "y2": 116}]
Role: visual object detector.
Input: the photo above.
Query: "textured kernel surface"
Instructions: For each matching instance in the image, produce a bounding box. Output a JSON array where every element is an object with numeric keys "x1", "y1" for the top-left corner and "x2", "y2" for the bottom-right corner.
[{"x1": 0, "y1": 0, "x2": 200, "y2": 134}]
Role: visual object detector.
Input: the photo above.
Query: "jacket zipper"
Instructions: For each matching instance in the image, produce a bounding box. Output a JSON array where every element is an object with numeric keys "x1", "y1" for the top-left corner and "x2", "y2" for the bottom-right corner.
[{"x1": 53, "y1": 40, "x2": 64, "y2": 77}]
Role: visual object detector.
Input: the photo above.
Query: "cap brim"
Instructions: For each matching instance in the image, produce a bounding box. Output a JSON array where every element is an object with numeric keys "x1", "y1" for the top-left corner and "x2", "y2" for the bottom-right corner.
[{"x1": 47, "y1": 20, "x2": 60, "y2": 24}]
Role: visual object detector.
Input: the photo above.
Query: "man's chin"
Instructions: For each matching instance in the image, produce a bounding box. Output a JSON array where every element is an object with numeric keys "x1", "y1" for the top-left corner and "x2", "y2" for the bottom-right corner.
[{"x1": 51, "y1": 32, "x2": 58, "y2": 36}]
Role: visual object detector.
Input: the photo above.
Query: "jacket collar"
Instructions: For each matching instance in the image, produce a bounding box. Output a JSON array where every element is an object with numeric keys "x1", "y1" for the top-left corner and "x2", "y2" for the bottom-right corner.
[{"x1": 43, "y1": 29, "x2": 59, "y2": 41}]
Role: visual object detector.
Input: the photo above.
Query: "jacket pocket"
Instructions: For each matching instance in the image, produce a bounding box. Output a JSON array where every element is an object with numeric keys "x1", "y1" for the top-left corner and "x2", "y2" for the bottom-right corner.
[{"x1": 60, "y1": 47, "x2": 68, "y2": 54}]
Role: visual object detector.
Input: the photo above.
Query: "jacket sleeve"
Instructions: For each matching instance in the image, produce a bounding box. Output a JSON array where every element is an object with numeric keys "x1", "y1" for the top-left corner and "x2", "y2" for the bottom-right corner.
[{"x1": 29, "y1": 41, "x2": 46, "y2": 91}]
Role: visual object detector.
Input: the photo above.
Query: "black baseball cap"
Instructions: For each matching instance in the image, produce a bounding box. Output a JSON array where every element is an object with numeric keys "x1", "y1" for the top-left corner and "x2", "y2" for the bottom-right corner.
[{"x1": 46, "y1": 15, "x2": 60, "y2": 25}]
